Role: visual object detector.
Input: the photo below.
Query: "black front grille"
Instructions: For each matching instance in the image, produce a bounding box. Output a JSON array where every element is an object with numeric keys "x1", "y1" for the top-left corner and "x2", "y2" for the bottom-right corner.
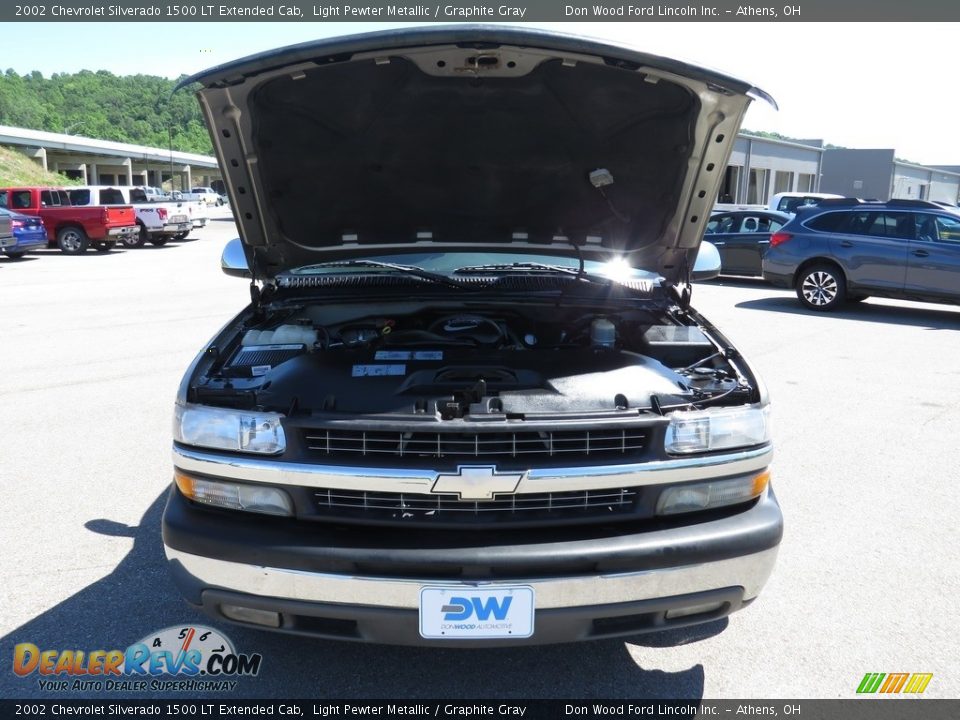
[
  {"x1": 302, "y1": 427, "x2": 648, "y2": 462},
  {"x1": 312, "y1": 487, "x2": 638, "y2": 526}
]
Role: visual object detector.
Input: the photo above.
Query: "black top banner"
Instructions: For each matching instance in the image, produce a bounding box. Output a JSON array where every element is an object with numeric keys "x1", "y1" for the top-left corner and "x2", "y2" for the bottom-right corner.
[{"x1": 2, "y1": 1, "x2": 958, "y2": 22}]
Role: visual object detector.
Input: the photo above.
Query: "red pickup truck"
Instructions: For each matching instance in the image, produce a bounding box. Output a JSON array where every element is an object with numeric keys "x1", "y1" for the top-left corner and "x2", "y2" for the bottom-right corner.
[{"x1": 0, "y1": 187, "x2": 138, "y2": 254}]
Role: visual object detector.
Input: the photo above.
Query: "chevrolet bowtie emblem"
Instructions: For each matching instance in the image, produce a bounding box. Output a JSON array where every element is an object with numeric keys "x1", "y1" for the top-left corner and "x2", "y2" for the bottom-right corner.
[{"x1": 432, "y1": 466, "x2": 524, "y2": 501}]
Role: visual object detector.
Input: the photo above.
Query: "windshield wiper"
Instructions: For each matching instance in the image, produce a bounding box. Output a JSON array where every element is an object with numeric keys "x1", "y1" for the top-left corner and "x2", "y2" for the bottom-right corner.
[
  {"x1": 454, "y1": 262, "x2": 619, "y2": 287},
  {"x1": 289, "y1": 260, "x2": 464, "y2": 289},
  {"x1": 455, "y1": 262, "x2": 661, "y2": 295}
]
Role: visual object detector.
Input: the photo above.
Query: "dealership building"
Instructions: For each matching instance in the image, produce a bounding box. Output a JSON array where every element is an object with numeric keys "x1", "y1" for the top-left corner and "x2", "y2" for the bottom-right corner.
[
  {"x1": 819, "y1": 149, "x2": 960, "y2": 204},
  {"x1": 717, "y1": 134, "x2": 826, "y2": 205}
]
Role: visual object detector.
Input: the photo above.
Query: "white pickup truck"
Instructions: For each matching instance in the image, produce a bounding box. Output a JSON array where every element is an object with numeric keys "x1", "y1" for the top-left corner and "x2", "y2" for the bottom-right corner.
[
  {"x1": 177, "y1": 186, "x2": 223, "y2": 206},
  {"x1": 67, "y1": 186, "x2": 193, "y2": 248},
  {"x1": 170, "y1": 190, "x2": 211, "y2": 231}
]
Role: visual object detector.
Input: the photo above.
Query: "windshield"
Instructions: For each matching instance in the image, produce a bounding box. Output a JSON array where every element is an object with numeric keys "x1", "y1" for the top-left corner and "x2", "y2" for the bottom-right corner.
[{"x1": 284, "y1": 252, "x2": 663, "y2": 282}]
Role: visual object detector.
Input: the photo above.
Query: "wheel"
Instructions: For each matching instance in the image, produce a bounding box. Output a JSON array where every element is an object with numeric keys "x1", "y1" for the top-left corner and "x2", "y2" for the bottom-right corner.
[
  {"x1": 150, "y1": 237, "x2": 169, "y2": 247},
  {"x1": 57, "y1": 226, "x2": 88, "y2": 254},
  {"x1": 4, "y1": 251, "x2": 26, "y2": 259},
  {"x1": 122, "y1": 224, "x2": 148, "y2": 249},
  {"x1": 796, "y1": 263, "x2": 846, "y2": 311},
  {"x1": 93, "y1": 241, "x2": 116, "y2": 252},
  {"x1": 174, "y1": 231, "x2": 189, "y2": 240}
]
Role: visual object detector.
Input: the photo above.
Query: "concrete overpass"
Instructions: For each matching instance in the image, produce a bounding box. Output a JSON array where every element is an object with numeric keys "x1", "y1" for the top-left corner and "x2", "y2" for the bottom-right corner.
[{"x1": 0, "y1": 124, "x2": 221, "y2": 191}]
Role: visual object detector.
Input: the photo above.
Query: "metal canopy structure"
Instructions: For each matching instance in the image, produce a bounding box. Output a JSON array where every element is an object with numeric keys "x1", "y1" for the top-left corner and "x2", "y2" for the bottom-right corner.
[{"x1": 0, "y1": 124, "x2": 221, "y2": 190}]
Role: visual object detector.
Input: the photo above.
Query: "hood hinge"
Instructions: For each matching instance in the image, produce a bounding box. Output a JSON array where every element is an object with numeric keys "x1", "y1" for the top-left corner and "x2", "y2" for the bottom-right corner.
[
  {"x1": 680, "y1": 252, "x2": 693, "y2": 306},
  {"x1": 250, "y1": 280, "x2": 278, "y2": 317},
  {"x1": 669, "y1": 281, "x2": 692, "y2": 310}
]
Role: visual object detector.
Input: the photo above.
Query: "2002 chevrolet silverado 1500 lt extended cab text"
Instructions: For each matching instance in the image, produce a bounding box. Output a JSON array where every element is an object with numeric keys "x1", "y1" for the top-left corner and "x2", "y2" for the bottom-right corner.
[
  {"x1": 163, "y1": 27, "x2": 783, "y2": 646},
  {"x1": 0, "y1": 186, "x2": 137, "y2": 254}
]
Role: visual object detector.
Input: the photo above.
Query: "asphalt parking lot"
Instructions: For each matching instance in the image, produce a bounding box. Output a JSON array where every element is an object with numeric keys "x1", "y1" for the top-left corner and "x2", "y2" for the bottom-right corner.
[{"x1": 1, "y1": 216, "x2": 958, "y2": 700}]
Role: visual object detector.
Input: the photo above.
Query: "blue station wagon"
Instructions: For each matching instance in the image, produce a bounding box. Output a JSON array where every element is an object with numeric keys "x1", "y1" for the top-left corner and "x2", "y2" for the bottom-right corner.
[{"x1": 762, "y1": 198, "x2": 960, "y2": 311}]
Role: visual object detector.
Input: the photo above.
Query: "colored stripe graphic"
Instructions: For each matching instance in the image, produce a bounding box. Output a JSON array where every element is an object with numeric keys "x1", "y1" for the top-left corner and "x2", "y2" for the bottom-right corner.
[
  {"x1": 880, "y1": 673, "x2": 909, "y2": 693},
  {"x1": 857, "y1": 672, "x2": 933, "y2": 694},
  {"x1": 857, "y1": 673, "x2": 885, "y2": 694},
  {"x1": 903, "y1": 674, "x2": 933, "y2": 694}
]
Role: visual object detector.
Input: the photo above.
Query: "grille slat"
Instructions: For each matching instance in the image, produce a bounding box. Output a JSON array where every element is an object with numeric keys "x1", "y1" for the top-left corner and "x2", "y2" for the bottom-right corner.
[
  {"x1": 312, "y1": 487, "x2": 638, "y2": 524},
  {"x1": 302, "y1": 427, "x2": 648, "y2": 461}
]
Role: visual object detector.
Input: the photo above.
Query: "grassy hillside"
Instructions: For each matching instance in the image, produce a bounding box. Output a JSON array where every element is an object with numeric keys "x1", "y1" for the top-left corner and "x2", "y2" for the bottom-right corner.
[{"x1": 0, "y1": 145, "x2": 81, "y2": 187}]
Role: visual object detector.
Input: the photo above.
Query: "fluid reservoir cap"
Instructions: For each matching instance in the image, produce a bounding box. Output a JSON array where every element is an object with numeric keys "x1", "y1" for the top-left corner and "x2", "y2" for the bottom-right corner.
[{"x1": 591, "y1": 318, "x2": 616, "y2": 347}]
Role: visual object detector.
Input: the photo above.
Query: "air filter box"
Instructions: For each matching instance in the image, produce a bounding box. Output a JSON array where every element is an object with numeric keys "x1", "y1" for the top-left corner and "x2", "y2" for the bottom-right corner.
[{"x1": 225, "y1": 344, "x2": 306, "y2": 377}]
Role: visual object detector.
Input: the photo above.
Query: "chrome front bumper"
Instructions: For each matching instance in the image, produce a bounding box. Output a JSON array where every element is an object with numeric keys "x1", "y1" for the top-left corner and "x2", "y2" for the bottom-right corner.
[{"x1": 166, "y1": 545, "x2": 779, "y2": 610}]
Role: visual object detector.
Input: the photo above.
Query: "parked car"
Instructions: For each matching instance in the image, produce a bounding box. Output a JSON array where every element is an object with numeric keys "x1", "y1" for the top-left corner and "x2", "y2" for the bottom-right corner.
[
  {"x1": 163, "y1": 27, "x2": 782, "y2": 646},
  {"x1": 712, "y1": 202, "x2": 766, "y2": 213},
  {"x1": 0, "y1": 187, "x2": 137, "y2": 254},
  {"x1": 140, "y1": 186, "x2": 172, "y2": 202},
  {"x1": 0, "y1": 208, "x2": 13, "y2": 254},
  {"x1": 0, "y1": 207, "x2": 47, "y2": 258},
  {"x1": 179, "y1": 186, "x2": 223, "y2": 206},
  {"x1": 706, "y1": 210, "x2": 791, "y2": 276},
  {"x1": 768, "y1": 191, "x2": 843, "y2": 215},
  {"x1": 68, "y1": 186, "x2": 193, "y2": 248},
  {"x1": 762, "y1": 198, "x2": 960, "y2": 310},
  {"x1": 171, "y1": 191, "x2": 211, "y2": 229}
]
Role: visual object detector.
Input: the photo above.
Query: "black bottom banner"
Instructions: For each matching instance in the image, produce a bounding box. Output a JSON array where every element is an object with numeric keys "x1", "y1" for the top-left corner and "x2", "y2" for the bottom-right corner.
[{"x1": 1, "y1": 700, "x2": 958, "y2": 720}]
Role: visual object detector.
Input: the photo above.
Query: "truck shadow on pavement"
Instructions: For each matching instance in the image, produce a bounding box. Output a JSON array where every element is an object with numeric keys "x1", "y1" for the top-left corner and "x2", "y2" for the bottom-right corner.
[
  {"x1": 1, "y1": 493, "x2": 717, "y2": 701},
  {"x1": 735, "y1": 296, "x2": 960, "y2": 329}
]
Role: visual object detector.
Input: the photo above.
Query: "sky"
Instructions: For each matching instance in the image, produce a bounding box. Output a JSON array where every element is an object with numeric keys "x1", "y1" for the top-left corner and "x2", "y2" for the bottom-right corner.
[{"x1": 4, "y1": 21, "x2": 960, "y2": 165}]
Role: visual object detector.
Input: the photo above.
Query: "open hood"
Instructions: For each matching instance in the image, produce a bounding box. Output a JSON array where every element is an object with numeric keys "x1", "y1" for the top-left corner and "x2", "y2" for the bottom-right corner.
[{"x1": 184, "y1": 26, "x2": 773, "y2": 283}]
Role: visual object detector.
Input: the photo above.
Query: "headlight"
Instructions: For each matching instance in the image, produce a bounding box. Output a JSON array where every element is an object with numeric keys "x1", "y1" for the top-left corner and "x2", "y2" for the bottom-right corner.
[
  {"x1": 657, "y1": 470, "x2": 770, "y2": 516},
  {"x1": 175, "y1": 472, "x2": 293, "y2": 516},
  {"x1": 664, "y1": 405, "x2": 770, "y2": 454},
  {"x1": 174, "y1": 403, "x2": 286, "y2": 455}
]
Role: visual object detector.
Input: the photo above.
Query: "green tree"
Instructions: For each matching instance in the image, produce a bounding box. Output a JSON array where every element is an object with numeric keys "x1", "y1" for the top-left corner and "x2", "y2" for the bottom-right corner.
[{"x1": 0, "y1": 69, "x2": 213, "y2": 154}]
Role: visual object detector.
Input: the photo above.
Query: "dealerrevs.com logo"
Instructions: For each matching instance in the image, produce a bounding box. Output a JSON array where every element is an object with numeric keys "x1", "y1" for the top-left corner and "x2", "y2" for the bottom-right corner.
[{"x1": 12, "y1": 625, "x2": 262, "y2": 692}]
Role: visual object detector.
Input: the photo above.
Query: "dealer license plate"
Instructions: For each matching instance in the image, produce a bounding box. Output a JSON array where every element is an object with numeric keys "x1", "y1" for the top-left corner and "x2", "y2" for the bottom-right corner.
[{"x1": 419, "y1": 586, "x2": 534, "y2": 639}]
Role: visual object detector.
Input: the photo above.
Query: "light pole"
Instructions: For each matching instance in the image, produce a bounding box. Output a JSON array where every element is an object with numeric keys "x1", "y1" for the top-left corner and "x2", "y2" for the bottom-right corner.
[
  {"x1": 168, "y1": 126, "x2": 175, "y2": 192},
  {"x1": 153, "y1": 91, "x2": 176, "y2": 193}
]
